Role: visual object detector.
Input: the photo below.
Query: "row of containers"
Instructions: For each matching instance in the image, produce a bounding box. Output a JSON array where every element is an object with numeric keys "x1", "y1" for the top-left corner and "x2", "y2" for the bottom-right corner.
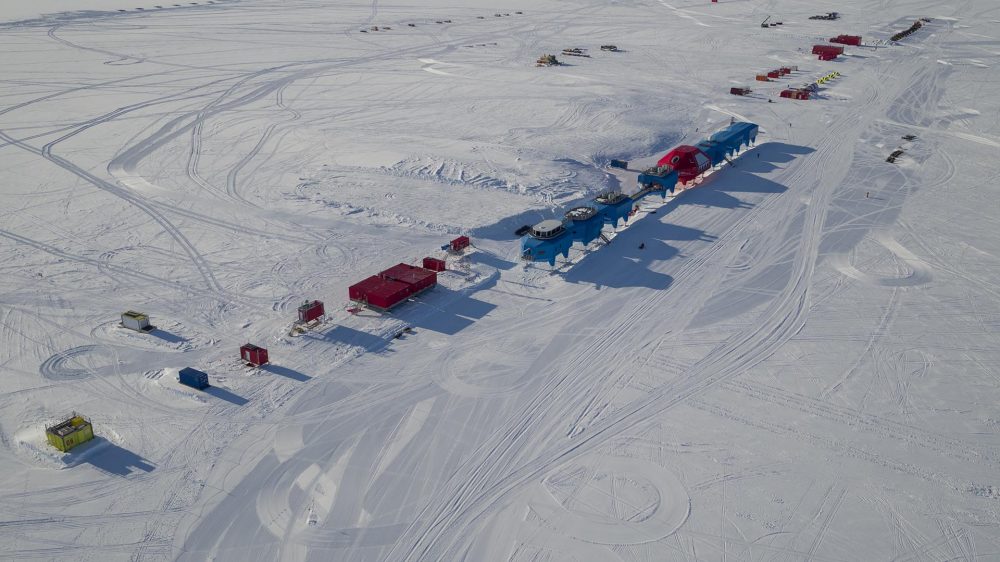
[
  {"x1": 734, "y1": 66, "x2": 809, "y2": 101},
  {"x1": 780, "y1": 70, "x2": 841, "y2": 99},
  {"x1": 731, "y1": 34, "x2": 860, "y2": 100},
  {"x1": 113, "y1": 237, "x2": 474, "y2": 395},
  {"x1": 347, "y1": 235, "x2": 470, "y2": 310},
  {"x1": 753, "y1": 65, "x2": 799, "y2": 83},
  {"x1": 520, "y1": 121, "x2": 758, "y2": 265}
]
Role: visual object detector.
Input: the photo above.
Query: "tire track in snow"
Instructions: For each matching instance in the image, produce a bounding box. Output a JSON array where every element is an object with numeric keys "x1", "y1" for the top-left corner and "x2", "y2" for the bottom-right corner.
[
  {"x1": 389, "y1": 41, "x2": 929, "y2": 561},
  {"x1": 721, "y1": 380, "x2": 1000, "y2": 467}
]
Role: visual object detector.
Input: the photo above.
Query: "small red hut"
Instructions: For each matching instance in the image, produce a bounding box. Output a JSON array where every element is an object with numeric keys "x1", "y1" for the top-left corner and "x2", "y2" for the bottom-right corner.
[
  {"x1": 780, "y1": 89, "x2": 810, "y2": 100},
  {"x1": 240, "y1": 344, "x2": 269, "y2": 366},
  {"x1": 767, "y1": 70, "x2": 781, "y2": 79},
  {"x1": 423, "y1": 257, "x2": 447, "y2": 271},
  {"x1": 450, "y1": 236, "x2": 470, "y2": 252},
  {"x1": 297, "y1": 300, "x2": 325, "y2": 323},
  {"x1": 830, "y1": 34, "x2": 862, "y2": 46}
]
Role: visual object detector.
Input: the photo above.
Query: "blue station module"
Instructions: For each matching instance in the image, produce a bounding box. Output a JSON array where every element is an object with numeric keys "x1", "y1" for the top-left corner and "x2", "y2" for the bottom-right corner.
[
  {"x1": 636, "y1": 167, "x2": 679, "y2": 193},
  {"x1": 520, "y1": 121, "x2": 758, "y2": 266},
  {"x1": 697, "y1": 121, "x2": 758, "y2": 163},
  {"x1": 520, "y1": 185, "x2": 672, "y2": 265}
]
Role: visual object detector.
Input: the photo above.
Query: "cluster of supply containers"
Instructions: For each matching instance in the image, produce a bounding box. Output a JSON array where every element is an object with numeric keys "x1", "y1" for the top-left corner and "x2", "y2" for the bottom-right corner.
[
  {"x1": 891, "y1": 20, "x2": 924, "y2": 42},
  {"x1": 817, "y1": 71, "x2": 841, "y2": 84},
  {"x1": 755, "y1": 65, "x2": 797, "y2": 82},
  {"x1": 349, "y1": 263, "x2": 438, "y2": 310}
]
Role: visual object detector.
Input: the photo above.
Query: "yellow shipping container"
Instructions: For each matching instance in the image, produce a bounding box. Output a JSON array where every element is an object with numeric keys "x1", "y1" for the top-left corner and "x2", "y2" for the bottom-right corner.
[{"x1": 46, "y1": 414, "x2": 94, "y2": 452}]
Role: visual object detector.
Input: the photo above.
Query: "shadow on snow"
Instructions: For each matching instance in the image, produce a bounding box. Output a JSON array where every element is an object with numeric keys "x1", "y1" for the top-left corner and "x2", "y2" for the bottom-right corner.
[
  {"x1": 261, "y1": 364, "x2": 312, "y2": 382},
  {"x1": 72, "y1": 438, "x2": 155, "y2": 477},
  {"x1": 559, "y1": 143, "x2": 804, "y2": 289}
]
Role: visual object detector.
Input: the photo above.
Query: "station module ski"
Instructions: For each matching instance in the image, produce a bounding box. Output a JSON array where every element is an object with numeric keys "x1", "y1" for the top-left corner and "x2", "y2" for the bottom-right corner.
[{"x1": 520, "y1": 121, "x2": 758, "y2": 265}]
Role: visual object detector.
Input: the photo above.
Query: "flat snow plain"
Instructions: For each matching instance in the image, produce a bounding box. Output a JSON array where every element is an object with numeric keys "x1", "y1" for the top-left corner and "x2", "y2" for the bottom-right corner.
[{"x1": 1, "y1": 0, "x2": 1000, "y2": 560}]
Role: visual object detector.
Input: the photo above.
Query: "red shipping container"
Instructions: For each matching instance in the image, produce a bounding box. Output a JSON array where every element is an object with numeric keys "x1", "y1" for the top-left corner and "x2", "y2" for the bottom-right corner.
[
  {"x1": 450, "y1": 236, "x2": 470, "y2": 252},
  {"x1": 830, "y1": 34, "x2": 861, "y2": 46},
  {"x1": 780, "y1": 89, "x2": 810, "y2": 100},
  {"x1": 298, "y1": 300, "x2": 325, "y2": 323},
  {"x1": 812, "y1": 44, "x2": 844, "y2": 56},
  {"x1": 380, "y1": 263, "x2": 437, "y2": 294},
  {"x1": 240, "y1": 343, "x2": 269, "y2": 366},
  {"x1": 767, "y1": 70, "x2": 780, "y2": 78},
  {"x1": 423, "y1": 257, "x2": 447, "y2": 271}
]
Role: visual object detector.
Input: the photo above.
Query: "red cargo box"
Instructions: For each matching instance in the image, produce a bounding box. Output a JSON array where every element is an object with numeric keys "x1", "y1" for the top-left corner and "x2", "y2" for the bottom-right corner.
[
  {"x1": 380, "y1": 263, "x2": 437, "y2": 293},
  {"x1": 423, "y1": 257, "x2": 447, "y2": 271},
  {"x1": 298, "y1": 300, "x2": 325, "y2": 323},
  {"x1": 240, "y1": 343, "x2": 269, "y2": 366},
  {"x1": 349, "y1": 275, "x2": 412, "y2": 310},
  {"x1": 767, "y1": 70, "x2": 780, "y2": 78},
  {"x1": 830, "y1": 34, "x2": 861, "y2": 46},
  {"x1": 780, "y1": 89, "x2": 810, "y2": 100},
  {"x1": 450, "y1": 236, "x2": 470, "y2": 252},
  {"x1": 812, "y1": 44, "x2": 844, "y2": 56}
]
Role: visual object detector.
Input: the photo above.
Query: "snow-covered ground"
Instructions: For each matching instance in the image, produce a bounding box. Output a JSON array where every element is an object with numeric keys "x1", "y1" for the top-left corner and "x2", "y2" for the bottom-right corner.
[{"x1": 1, "y1": 0, "x2": 999, "y2": 560}]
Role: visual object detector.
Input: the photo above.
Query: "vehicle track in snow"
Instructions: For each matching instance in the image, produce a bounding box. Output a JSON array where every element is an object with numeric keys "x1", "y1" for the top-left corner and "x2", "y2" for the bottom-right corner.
[
  {"x1": 387, "y1": 34, "x2": 936, "y2": 561},
  {"x1": 720, "y1": 380, "x2": 1000, "y2": 467}
]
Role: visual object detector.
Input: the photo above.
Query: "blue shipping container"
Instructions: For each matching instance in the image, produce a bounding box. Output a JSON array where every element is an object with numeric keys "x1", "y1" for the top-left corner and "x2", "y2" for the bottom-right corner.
[{"x1": 178, "y1": 367, "x2": 210, "y2": 390}]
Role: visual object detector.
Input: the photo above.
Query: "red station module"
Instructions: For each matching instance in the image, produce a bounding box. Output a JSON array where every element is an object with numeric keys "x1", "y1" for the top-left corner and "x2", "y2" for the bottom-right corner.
[
  {"x1": 349, "y1": 276, "x2": 412, "y2": 310},
  {"x1": 240, "y1": 344, "x2": 269, "y2": 366},
  {"x1": 450, "y1": 236, "x2": 470, "y2": 252},
  {"x1": 349, "y1": 263, "x2": 439, "y2": 311},
  {"x1": 380, "y1": 263, "x2": 437, "y2": 294},
  {"x1": 656, "y1": 145, "x2": 712, "y2": 184}
]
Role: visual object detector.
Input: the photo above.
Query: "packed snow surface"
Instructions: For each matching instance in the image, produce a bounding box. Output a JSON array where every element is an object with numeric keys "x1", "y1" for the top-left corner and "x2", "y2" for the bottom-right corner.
[{"x1": 1, "y1": 0, "x2": 1000, "y2": 560}]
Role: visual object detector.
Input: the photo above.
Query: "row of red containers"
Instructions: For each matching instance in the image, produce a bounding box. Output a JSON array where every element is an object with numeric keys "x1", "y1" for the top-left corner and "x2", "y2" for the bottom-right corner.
[
  {"x1": 755, "y1": 65, "x2": 796, "y2": 81},
  {"x1": 349, "y1": 263, "x2": 438, "y2": 310}
]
